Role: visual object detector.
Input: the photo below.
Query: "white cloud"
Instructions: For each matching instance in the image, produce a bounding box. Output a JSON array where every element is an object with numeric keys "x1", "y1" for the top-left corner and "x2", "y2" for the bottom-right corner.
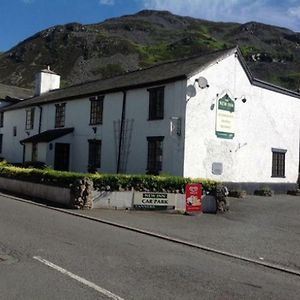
[
  {"x1": 288, "y1": 6, "x2": 300, "y2": 19},
  {"x1": 99, "y1": 0, "x2": 115, "y2": 5},
  {"x1": 141, "y1": 0, "x2": 300, "y2": 31},
  {"x1": 143, "y1": 0, "x2": 241, "y2": 19}
]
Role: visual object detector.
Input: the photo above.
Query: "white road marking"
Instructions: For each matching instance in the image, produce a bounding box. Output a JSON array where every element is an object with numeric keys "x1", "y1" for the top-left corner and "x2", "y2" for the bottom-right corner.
[{"x1": 33, "y1": 256, "x2": 125, "y2": 300}]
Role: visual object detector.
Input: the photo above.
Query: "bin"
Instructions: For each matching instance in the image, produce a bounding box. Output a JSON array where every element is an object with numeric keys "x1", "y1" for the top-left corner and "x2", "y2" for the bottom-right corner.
[{"x1": 202, "y1": 195, "x2": 217, "y2": 214}]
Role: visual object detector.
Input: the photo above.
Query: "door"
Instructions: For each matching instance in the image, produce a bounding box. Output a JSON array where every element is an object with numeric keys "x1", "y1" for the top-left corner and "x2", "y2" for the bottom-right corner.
[{"x1": 54, "y1": 143, "x2": 70, "y2": 171}]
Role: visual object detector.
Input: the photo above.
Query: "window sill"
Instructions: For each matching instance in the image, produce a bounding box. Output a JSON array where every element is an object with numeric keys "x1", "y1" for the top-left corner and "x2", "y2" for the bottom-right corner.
[
  {"x1": 89, "y1": 123, "x2": 102, "y2": 126},
  {"x1": 148, "y1": 118, "x2": 164, "y2": 121}
]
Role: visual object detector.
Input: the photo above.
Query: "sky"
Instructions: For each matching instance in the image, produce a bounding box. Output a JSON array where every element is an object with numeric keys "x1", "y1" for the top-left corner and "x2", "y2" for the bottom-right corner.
[{"x1": 1, "y1": 0, "x2": 300, "y2": 51}]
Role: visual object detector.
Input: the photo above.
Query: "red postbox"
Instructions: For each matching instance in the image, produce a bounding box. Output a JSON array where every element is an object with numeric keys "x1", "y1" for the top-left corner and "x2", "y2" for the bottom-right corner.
[{"x1": 185, "y1": 183, "x2": 202, "y2": 213}]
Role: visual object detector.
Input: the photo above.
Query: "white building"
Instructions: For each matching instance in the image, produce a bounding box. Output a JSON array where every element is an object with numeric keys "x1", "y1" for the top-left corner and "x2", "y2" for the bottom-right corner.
[{"x1": 1, "y1": 47, "x2": 299, "y2": 192}]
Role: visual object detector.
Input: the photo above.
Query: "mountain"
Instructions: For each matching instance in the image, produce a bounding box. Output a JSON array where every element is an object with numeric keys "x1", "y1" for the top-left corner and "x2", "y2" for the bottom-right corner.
[{"x1": 1, "y1": 10, "x2": 300, "y2": 91}]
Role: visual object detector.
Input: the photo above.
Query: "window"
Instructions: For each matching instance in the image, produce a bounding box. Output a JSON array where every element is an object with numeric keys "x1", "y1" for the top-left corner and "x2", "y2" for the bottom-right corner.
[
  {"x1": 90, "y1": 95, "x2": 104, "y2": 125},
  {"x1": 55, "y1": 103, "x2": 65, "y2": 128},
  {"x1": 147, "y1": 136, "x2": 164, "y2": 175},
  {"x1": 0, "y1": 112, "x2": 3, "y2": 128},
  {"x1": 25, "y1": 108, "x2": 35, "y2": 130},
  {"x1": 88, "y1": 139, "x2": 101, "y2": 172},
  {"x1": 272, "y1": 148, "x2": 286, "y2": 177},
  {"x1": 148, "y1": 86, "x2": 164, "y2": 120},
  {"x1": 0, "y1": 134, "x2": 3, "y2": 153},
  {"x1": 13, "y1": 126, "x2": 17, "y2": 137}
]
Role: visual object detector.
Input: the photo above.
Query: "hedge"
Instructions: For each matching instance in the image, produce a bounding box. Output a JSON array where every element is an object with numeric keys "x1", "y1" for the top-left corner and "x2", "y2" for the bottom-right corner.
[{"x1": 0, "y1": 161, "x2": 217, "y2": 193}]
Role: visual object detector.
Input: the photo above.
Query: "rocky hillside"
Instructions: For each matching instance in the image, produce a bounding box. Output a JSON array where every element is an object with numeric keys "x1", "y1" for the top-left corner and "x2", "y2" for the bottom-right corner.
[{"x1": 1, "y1": 10, "x2": 300, "y2": 91}]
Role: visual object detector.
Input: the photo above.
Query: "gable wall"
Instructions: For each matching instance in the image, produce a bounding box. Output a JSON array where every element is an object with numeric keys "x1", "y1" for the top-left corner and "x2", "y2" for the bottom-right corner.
[{"x1": 184, "y1": 53, "x2": 300, "y2": 184}]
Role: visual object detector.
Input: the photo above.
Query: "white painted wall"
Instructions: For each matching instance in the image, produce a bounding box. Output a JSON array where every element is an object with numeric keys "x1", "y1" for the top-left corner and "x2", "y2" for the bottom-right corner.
[
  {"x1": 124, "y1": 81, "x2": 186, "y2": 175},
  {"x1": 36, "y1": 82, "x2": 186, "y2": 175},
  {"x1": 1, "y1": 106, "x2": 40, "y2": 162},
  {"x1": 2, "y1": 52, "x2": 300, "y2": 186},
  {"x1": 184, "y1": 53, "x2": 300, "y2": 183}
]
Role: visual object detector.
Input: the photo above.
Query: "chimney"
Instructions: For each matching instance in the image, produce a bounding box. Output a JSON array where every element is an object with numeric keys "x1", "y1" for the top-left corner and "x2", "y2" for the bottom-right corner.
[{"x1": 35, "y1": 66, "x2": 61, "y2": 96}]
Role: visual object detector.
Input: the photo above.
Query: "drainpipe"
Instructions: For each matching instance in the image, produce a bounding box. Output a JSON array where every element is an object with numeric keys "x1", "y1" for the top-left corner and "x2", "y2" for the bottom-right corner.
[
  {"x1": 38, "y1": 105, "x2": 43, "y2": 134},
  {"x1": 117, "y1": 91, "x2": 127, "y2": 174}
]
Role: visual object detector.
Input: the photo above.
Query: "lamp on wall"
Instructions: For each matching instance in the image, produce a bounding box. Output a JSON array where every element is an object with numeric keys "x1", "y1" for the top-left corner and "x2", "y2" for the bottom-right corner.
[
  {"x1": 92, "y1": 127, "x2": 97, "y2": 134},
  {"x1": 235, "y1": 95, "x2": 247, "y2": 103},
  {"x1": 25, "y1": 131, "x2": 30, "y2": 136}
]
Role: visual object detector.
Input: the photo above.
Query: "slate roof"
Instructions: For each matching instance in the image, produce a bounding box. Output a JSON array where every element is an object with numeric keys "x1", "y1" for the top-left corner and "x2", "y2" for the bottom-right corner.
[
  {"x1": 20, "y1": 128, "x2": 74, "y2": 143},
  {"x1": 3, "y1": 46, "x2": 300, "y2": 112},
  {"x1": 3, "y1": 47, "x2": 238, "y2": 111},
  {"x1": 0, "y1": 83, "x2": 33, "y2": 101}
]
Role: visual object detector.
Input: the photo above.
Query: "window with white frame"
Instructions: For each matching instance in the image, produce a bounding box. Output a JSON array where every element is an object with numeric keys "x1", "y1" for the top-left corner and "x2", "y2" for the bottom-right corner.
[
  {"x1": 25, "y1": 108, "x2": 35, "y2": 130},
  {"x1": 90, "y1": 95, "x2": 104, "y2": 125},
  {"x1": 55, "y1": 103, "x2": 65, "y2": 128}
]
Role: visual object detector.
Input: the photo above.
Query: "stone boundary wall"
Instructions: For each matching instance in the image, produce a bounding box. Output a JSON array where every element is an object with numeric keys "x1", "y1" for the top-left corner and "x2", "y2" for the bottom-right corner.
[
  {"x1": 0, "y1": 177, "x2": 71, "y2": 206},
  {"x1": 0, "y1": 177, "x2": 186, "y2": 210}
]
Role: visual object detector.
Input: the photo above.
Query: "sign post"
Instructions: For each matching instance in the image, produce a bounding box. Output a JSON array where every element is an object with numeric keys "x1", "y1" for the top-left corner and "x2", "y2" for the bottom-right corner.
[{"x1": 185, "y1": 183, "x2": 202, "y2": 213}]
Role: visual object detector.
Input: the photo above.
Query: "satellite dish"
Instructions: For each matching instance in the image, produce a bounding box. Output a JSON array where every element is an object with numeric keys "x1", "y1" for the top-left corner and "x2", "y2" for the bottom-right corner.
[
  {"x1": 186, "y1": 85, "x2": 197, "y2": 97},
  {"x1": 197, "y1": 77, "x2": 209, "y2": 89}
]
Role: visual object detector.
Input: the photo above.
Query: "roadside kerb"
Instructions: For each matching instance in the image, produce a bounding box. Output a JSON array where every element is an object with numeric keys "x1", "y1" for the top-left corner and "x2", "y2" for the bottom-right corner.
[{"x1": 1, "y1": 191, "x2": 300, "y2": 278}]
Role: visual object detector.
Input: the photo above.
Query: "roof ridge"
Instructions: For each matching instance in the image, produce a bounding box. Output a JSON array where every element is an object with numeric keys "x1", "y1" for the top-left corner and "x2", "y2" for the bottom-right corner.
[{"x1": 52, "y1": 46, "x2": 238, "y2": 92}]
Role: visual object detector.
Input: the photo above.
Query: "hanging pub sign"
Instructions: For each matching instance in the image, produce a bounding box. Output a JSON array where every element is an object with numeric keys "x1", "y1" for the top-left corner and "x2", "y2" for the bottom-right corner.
[
  {"x1": 216, "y1": 93, "x2": 235, "y2": 139},
  {"x1": 185, "y1": 183, "x2": 202, "y2": 213}
]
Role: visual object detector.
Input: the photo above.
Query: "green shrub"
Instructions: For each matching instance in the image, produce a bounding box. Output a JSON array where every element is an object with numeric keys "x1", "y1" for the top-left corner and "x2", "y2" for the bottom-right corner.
[
  {"x1": 0, "y1": 163, "x2": 217, "y2": 193},
  {"x1": 228, "y1": 189, "x2": 247, "y2": 198},
  {"x1": 254, "y1": 186, "x2": 274, "y2": 197}
]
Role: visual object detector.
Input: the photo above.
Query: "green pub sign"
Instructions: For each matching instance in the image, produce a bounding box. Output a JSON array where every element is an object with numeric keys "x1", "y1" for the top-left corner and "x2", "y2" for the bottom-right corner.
[{"x1": 216, "y1": 94, "x2": 235, "y2": 139}]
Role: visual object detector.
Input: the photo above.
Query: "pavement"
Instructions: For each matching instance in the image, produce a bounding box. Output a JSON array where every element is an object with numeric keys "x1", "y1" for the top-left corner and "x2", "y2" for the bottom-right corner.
[{"x1": 75, "y1": 195, "x2": 300, "y2": 272}]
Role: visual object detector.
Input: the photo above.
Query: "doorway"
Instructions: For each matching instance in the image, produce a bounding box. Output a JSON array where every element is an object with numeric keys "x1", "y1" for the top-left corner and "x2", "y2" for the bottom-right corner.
[{"x1": 54, "y1": 143, "x2": 70, "y2": 171}]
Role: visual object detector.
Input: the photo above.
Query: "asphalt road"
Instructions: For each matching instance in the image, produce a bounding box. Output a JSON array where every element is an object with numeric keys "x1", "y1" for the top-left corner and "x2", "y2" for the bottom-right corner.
[
  {"x1": 1, "y1": 195, "x2": 300, "y2": 299},
  {"x1": 79, "y1": 195, "x2": 300, "y2": 271}
]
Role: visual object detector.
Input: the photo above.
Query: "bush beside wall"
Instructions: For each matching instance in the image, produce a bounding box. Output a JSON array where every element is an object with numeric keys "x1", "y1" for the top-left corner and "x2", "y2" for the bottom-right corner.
[{"x1": 0, "y1": 162, "x2": 217, "y2": 193}]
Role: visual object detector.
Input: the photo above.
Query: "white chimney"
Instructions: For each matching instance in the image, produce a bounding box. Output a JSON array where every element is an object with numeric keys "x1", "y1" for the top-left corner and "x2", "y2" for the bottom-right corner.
[{"x1": 35, "y1": 66, "x2": 61, "y2": 96}]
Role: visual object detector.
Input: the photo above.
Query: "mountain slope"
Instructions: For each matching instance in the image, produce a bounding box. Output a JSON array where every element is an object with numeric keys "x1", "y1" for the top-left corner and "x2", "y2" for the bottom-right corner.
[{"x1": 1, "y1": 10, "x2": 300, "y2": 91}]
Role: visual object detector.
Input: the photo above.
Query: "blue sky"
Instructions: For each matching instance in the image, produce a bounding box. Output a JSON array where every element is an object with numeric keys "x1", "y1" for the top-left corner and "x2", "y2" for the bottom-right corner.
[{"x1": 1, "y1": 0, "x2": 300, "y2": 51}]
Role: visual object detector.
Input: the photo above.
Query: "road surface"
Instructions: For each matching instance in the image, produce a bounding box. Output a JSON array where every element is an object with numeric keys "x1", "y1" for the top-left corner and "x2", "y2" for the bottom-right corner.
[{"x1": 0, "y1": 194, "x2": 299, "y2": 299}]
